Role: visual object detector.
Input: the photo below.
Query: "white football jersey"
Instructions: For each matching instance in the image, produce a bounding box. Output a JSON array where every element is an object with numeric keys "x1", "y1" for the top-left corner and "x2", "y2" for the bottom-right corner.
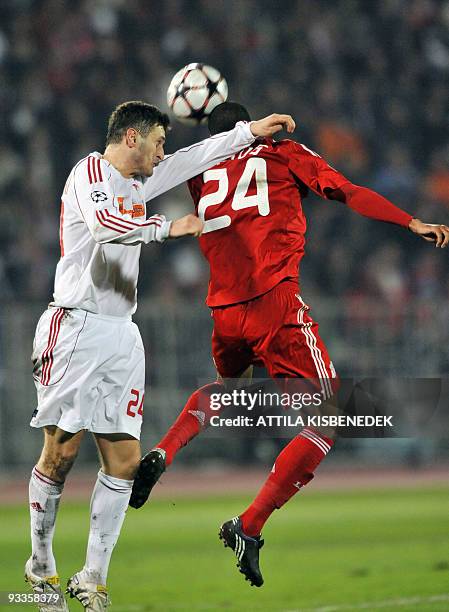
[{"x1": 52, "y1": 121, "x2": 255, "y2": 317}]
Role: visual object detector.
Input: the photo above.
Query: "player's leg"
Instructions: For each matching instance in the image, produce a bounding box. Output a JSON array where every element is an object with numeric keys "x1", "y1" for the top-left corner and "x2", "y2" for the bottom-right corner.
[
  {"x1": 219, "y1": 280, "x2": 338, "y2": 586},
  {"x1": 241, "y1": 279, "x2": 338, "y2": 531},
  {"x1": 79, "y1": 435, "x2": 140, "y2": 585},
  {"x1": 129, "y1": 365, "x2": 253, "y2": 509},
  {"x1": 156, "y1": 363, "x2": 253, "y2": 466},
  {"x1": 67, "y1": 435, "x2": 140, "y2": 609},
  {"x1": 26, "y1": 426, "x2": 83, "y2": 610},
  {"x1": 130, "y1": 303, "x2": 253, "y2": 509},
  {"x1": 155, "y1": 303, "x2": 253, "y2": 465},
  {"x1": 29, "y1": 426, "x2": 84, "y2": 577},
  {"x1": 67, "y1": 317, "x2": 144, "y2": 609}
]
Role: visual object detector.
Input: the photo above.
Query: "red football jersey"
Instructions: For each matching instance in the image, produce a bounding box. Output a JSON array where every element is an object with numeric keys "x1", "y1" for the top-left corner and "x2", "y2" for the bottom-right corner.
[{"x1": 188, "y1": 138, "x2": 350, "y2": 307}]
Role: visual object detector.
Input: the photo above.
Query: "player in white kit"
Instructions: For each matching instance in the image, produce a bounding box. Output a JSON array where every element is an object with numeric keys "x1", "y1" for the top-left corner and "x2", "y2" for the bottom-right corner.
[{"x1": 24, "y1": 100, "x2": 296, "y2": 611}]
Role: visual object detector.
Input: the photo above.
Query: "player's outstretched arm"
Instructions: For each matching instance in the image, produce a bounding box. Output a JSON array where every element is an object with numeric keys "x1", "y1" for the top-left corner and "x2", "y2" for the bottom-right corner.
[
  {"x1": 168, "y1": 214, "x2": 203, "y2": 238},
  {"x1": 408, "y1": 218, "x2": 449, "y2": 247},
  {"x1": 287, "y1": 142, "x2": 414, "y2": 228},
  {"x1": 144, "y1": 114, "x2": 295, "y2": 202},
  {"x1": 286, "y1": 141, "x2": 449, "y2": 246},
  {"x1": 330, "y1": 184, "x2": 449, "y2": 246}
]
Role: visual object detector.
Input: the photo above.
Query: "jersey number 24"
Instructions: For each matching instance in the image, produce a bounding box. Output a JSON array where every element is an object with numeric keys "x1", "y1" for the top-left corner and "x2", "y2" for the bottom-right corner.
[{"x1": 198, "y1": 158, "x2": 269, "y2": 233}]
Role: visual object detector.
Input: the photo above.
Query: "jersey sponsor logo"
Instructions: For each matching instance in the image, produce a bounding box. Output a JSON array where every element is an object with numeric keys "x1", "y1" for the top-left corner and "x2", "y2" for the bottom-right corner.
[
  {"x1": 132, "y1": 203, "x2": 145, "y2": 218},
  {"x1": 117, "y1": 196, "x2": 145, "y2": 218},
  {"x1": 91, "y1": 190, "x2": 108, "y2": 203}
]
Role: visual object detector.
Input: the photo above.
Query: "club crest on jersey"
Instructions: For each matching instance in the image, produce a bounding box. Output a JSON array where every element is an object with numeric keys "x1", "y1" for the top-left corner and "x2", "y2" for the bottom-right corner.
[
  {"x1": 117, "y1": 196, "x2": 145, "y2": 218},
  {"x1": 91, "y1": 190, "x2": 108, "y2": 203}
]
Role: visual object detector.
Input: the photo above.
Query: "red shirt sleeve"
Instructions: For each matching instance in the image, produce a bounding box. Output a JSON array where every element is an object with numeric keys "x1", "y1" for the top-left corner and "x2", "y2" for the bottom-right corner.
[
  {"x1": 336, "y1": 183, "x2": 413, "y2": 228},
  {"x1": 285, "y1": 140, "x2": 350, "y2": 197}
]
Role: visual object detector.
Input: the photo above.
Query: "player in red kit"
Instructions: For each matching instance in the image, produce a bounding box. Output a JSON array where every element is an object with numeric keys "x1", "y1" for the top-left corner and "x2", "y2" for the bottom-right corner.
[{"x1": 131, "y1": 103, "x2": 449, "y2": 586}]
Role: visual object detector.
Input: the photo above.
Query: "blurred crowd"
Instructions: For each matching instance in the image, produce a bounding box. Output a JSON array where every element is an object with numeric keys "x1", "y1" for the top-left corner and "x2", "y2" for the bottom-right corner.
[{"x1": 1, "y1": 0, "x2": 449, "y2": 312}]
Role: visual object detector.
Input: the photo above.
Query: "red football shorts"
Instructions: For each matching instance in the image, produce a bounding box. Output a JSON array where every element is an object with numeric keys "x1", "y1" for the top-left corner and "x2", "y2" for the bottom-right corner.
[{"x1": 211, "y1": 279, "x2": 338, "y2": 399}]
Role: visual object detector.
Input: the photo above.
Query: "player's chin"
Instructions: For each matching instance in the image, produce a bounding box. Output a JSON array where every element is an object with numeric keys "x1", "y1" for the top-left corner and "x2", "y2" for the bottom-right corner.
[{"x1": 144, "y1": 164, "x2": 154, "y2": 178}]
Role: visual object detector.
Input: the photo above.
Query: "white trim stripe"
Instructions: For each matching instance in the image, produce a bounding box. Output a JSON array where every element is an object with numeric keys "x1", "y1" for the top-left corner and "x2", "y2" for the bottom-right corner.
[
  {"x1": 234, "y1": 534, "x2": 240, "y2": 557},
  {"x1": 296, "y1": 298, "x2": 328, "y2": 398},
  {"x1": 300, "y1": 430, "x2": 329, "y2": 455},
  {"x1": 235, "y1": 535, "x2": 245, "y2": 561},
  {"x1": 302, "y1": 427, "x2": 331, "y2": 452},
  {"x1": 300, "y1": 432, "x2": 328, "y2": 456},
  {"x1": 296, "y1": 295, "x2": 333, "y2": 399}
]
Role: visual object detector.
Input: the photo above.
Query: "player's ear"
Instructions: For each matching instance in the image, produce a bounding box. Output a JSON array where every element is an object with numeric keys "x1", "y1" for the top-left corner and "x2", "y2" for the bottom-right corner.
[{"x1": 125, "y1": 127, "x2": 138, "y2": 148}]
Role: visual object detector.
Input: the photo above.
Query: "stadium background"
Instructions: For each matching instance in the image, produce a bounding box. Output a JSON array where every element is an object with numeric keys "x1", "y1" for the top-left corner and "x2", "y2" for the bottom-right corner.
[{"x1": 0, "y1": 1, "x2": 448, "y2": 610}]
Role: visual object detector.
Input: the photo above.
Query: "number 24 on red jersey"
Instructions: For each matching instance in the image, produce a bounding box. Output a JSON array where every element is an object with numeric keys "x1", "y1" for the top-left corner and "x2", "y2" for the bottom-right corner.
[{"x1": 192, "y1": 143, "x2": 271, "y2": 233}]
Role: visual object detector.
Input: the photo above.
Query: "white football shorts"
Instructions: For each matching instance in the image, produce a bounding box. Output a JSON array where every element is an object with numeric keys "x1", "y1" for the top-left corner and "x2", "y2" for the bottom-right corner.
[{"x1": 30, "y1": 306, "x2": 145, "y2": 439}]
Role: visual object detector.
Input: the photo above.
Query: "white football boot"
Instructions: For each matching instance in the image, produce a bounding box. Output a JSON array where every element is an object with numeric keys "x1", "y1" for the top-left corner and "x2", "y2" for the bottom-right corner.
[
  {"x1": 66, "y1": 571, "x2": 110, "y2": 611},
  {"x1": 24, "y1": 558, "x2": 69, "y2": 611}
]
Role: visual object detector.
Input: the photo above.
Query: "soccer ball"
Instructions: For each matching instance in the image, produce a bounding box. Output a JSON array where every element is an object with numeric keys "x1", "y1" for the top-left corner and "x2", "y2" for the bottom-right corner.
[{"x1": 167, "y1": 63, "x2": 228, "y2": 126}]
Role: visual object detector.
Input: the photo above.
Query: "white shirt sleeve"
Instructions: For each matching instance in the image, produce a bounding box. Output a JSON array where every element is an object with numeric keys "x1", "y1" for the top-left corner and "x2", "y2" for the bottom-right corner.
[
  {"x1": 144, "y1": 121, "x2": 255, "y2": 201},
  {"x1": 73, "y1": 158, "x2": 171, "y2": 244}
]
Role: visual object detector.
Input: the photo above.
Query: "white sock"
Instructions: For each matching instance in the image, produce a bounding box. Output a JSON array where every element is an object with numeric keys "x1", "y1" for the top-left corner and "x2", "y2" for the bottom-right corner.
[
  {"x1": 29, "y1": 466, "x2": 64, "y2": 577},
  {"x1": 82, "y1": 470, "x2": 133, "y2": 586}
]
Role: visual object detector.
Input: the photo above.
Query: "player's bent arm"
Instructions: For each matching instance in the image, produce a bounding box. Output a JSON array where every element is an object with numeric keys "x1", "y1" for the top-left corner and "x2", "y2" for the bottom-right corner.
[
  {"x1": 91, "y1": 212, "x2": 172, "y2": 245},
  {"x1": 144, "y1": 121, "x2": 255, "y2": 201},
  {"x1": 73, "y1": 160, "x2": 172, "y2": 245}
]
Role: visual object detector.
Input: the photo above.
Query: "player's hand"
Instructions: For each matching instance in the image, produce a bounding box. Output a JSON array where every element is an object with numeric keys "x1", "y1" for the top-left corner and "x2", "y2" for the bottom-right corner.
[
  {"x1": 408, "y1": 218, "x2": 449, "y2": 248},
  {"x1": 169, "y1": 214, "x2": 204, "y2": 238},
  {"x1": 250, "y1": 114, "x2": 295, "y2": 137}
]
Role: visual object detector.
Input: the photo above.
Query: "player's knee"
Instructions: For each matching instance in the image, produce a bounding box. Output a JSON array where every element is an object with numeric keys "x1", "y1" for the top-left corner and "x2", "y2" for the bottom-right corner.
[
  {"x1": 116, "y1": 451, "x2": 142, "y2": 481},
  {"x1": 38, "y1": 446, "x2": 78, "y2": 482},
  {"x1": 120, "y1": 459, "x2": 141, "y2": 481}
]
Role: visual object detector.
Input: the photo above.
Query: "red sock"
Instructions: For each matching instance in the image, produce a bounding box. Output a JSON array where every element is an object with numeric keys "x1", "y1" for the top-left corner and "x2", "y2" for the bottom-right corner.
[
  {"x1": 157, "y1": 382, "x2": 224, "y2": 466},
  {"x1": 240, "y1": 428, "x2": 334, "y2": 536}
]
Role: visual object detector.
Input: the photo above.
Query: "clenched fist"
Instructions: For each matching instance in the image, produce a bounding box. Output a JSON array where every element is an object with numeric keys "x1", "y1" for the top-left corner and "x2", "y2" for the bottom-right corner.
[{"x1": 169, "y1": 214, "x2": 204, "y2": 239}]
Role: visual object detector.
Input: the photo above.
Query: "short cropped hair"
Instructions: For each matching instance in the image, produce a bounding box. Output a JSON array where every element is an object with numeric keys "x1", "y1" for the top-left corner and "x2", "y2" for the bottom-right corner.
[
  {"x1": 106, "y1": 101, "x2": 170, "y2": 145},
  {"x1": 208, "y1": 102, "x2": 251, "y2": 135}
]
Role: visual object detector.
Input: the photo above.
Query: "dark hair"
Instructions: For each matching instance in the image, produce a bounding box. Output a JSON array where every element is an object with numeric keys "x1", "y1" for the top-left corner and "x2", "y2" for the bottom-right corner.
[
  {"x1": 106, "y1": 101, "x2": 170, "y2": 145},
  {"x1": 208, "y1": 102, "x2": 251, "y2": 135}
]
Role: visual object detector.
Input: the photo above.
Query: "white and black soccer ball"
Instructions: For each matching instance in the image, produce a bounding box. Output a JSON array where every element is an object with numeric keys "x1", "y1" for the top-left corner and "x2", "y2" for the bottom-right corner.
[{"x1": 167, "y1": 63, "x2": 228, "y2": 126}]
